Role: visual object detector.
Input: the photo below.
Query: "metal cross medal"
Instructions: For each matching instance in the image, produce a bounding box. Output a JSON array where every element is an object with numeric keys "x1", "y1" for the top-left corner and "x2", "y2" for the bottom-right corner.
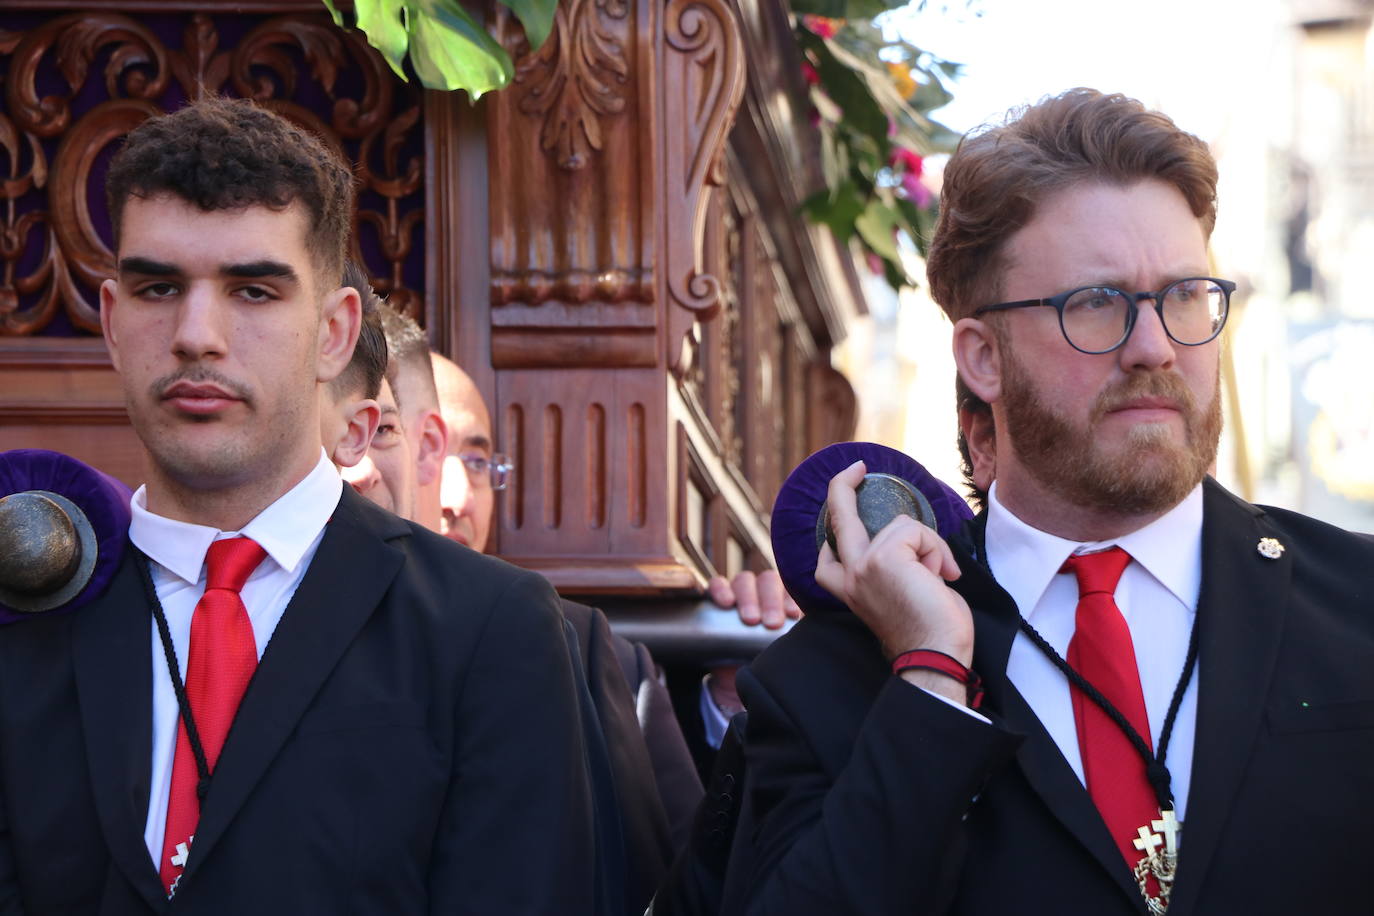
[{"x1": 1131, "y1": 808, "x2": 1181, "y2": 915}]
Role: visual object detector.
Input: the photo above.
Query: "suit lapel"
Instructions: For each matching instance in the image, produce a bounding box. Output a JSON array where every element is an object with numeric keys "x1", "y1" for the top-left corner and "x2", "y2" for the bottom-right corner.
[
  {"x1": 180, "y1": 488, "x2": 406, "y2": 881},
  {"x1": 1168, "y1": 480, "x2": 1289, "y2": 915},
  {"x1": 71, "y1": 551, "x2": 168, "y2": 912},
  {"x1": 954, "y1": 521, "x2": 1147, "y2": 912}
]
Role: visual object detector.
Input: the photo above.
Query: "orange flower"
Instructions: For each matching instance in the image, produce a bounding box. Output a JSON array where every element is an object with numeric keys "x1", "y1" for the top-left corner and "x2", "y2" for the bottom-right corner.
[{"x1": 886, "y1": 61, "x2": 917, "y2": 98}]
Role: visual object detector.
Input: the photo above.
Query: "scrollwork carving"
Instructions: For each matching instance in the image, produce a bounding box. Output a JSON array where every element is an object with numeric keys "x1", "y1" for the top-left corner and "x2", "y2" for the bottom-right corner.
[
  {"x1": 662, "y1": 0, "x2": 745, "y2": 357},
  {"x1": 6, "y1": 14, "x2": 168, "y2": 139},
  {"x1": 512, "y1": 0, "x2": 630, "y2": 171},
  {"x1": 1, "y1": 10, "x2": 424, "y2": 337}
]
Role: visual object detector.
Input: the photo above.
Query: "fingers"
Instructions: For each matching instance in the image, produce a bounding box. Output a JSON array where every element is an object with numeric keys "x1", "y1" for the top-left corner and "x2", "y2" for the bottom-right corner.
[
  {"x1": 714, "y1": 569, "x2": 799, "y2": 628},
  {"x1": 825, "y1": 460, "x2": 869, "y2": 565},
  {"x1": 728, "y1": 570, "x2": 762, "y2": 626},
  {"x1": 755, "y1": 569, "x2": 787, "y2": 629},
  {"x1": 814, "y1": 541, "x2": 845, "y2": 601},
  {"x1": 707, "y1": 575, "x2": 735, "y2": 607},
  {"x1": 866, "y1": 515, "x2": 961, "y2": 582}
]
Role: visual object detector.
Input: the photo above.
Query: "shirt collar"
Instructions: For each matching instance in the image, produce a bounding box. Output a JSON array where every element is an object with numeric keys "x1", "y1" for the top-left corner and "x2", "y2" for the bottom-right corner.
[
  {"x1": 985, "y1": 480, "x2": 1204, "y2": 620},
  {"x1": 129, "y1": 450, "x2": 343, "y2": 585}
]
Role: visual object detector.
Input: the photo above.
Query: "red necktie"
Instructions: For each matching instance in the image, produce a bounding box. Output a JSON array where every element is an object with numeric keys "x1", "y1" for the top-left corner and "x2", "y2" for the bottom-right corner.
[
  {"x1": 159, "y1": 536, "x2": 266, "y2": 895},
  {"x1": 1062, "y1": 547, "x2": 1158, "y2": 871}
]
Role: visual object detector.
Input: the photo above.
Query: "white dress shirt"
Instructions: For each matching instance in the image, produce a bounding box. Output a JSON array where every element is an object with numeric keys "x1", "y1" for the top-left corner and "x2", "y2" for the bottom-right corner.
[
  {"x1": 129, "y1": 452, "x2": 342, "y2": 869},
  {"x1": 987, "y1": 480, "x2": 1201, "y2": 819}
]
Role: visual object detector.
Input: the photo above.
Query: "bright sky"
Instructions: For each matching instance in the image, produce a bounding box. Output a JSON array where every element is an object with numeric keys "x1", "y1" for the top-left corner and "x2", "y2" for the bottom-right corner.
[{"x1": 887, "y1": 0, "x2": 1285, "y2": 145}]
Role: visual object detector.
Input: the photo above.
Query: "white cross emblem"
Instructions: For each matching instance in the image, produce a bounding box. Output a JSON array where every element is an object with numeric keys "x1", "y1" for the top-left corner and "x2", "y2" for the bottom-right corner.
[
  {"x1": 1133, "y1": 825, "x2": 1163, "y2": 858},
  {"x1": 170, "y1": 836, "x2": 193, "y2": 869},
  {"x1": 1151, "y1": 809, "x2": 1181, "y2": 857}
]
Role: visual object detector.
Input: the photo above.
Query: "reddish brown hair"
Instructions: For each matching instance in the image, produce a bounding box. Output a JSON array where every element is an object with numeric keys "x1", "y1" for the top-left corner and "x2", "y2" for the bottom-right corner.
[{"x1": 926, "y1": 89, "x2": 1218, "y2": 321}]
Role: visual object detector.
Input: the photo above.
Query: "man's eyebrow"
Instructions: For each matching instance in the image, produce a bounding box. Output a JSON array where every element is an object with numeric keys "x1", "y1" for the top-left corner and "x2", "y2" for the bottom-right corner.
[
  {"x1": 119, "y1": 257, "x2": 180, "y2": 276},
  {"x1": 462, "y1": 435, "x2": 492, "y2": 452},
  {"x1": 223, "y1": 260, "x2": 298, "y2": 281}
]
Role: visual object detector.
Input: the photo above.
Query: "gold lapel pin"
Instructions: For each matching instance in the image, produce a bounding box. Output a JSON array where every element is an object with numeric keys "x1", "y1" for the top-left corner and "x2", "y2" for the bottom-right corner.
[{"x1": 1257, "y1": 537, "x2": 1285, "y2": 559}]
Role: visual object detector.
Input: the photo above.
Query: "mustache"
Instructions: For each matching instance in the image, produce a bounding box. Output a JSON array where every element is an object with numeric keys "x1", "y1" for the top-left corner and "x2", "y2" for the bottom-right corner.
[
  {"x1": 151, "y1": 366, "x2": 253, "y2": 404},
  {"x1": 1092, "y1": 371, "x2": 1196, "y2": 420}
]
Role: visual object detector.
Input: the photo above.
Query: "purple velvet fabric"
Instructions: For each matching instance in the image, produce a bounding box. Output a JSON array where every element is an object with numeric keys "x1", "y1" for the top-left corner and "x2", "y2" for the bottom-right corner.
[
  {"x1": 0, "y1": 450, "x2": 133, "y2": 622},
  {"x1": 770, "y1": 442, "x2": 974, "y2": 617}
]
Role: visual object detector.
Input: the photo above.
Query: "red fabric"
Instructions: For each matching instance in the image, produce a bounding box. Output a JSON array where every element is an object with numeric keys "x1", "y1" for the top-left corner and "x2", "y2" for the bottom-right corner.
[
  {"x1": 159, "y1": 537, "x2": 265, "y2": 895},
  {"x1": 1062, "y1": 547, "x2": 1157, "y2": 873},
  {"x1": 889, "y1": 649, "x2": 985, "y2": 709}
]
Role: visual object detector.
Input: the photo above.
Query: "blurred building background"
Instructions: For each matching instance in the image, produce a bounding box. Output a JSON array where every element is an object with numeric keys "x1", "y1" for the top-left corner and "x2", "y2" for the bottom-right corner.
[{"x1": 835, "y1": 0, "x2": 1374, "y2": 532}]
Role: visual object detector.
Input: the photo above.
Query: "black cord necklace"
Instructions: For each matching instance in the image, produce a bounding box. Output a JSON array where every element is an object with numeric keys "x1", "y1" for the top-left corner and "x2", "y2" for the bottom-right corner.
[
  {"x1": 1018, "y1": 595, "x2": 1202, "y2": 813},
  {"x1": 134, "y1": 550, "x2": 216, "y2": 803}
]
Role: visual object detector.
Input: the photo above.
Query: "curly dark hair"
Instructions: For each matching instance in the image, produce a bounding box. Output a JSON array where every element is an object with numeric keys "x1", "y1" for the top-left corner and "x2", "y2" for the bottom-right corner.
[
  {"x1": 105, "y1": 96, "x2": 355, "y2": 279},
  {"x1": 330, "y1": 259, "x2": 388, "y2": 402}
]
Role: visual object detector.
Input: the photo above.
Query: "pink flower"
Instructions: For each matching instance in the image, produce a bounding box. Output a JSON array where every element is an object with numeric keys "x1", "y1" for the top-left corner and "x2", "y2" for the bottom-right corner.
[
  {"x1": 802, "y1": 14, "x2": 842, "y2": 38},
  {"x1": 889, "y1": 147, "x2": 923, "y2": 177},
  {"x1": 801, "y1": 61, "x2": 820, "y2": 86},
  {"x1": 901, "y1": 172, "x2": 932, "y2": 208}
]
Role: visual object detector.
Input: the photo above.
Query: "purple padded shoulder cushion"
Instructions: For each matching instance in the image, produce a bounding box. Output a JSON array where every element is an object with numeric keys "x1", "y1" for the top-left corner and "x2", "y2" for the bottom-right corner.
[
  {"x1": 770, "y1": 441, "x2": 973, "y2": 617},
  {"x1": 0, "y1": 449, "x2": 133, "y2": 623}
]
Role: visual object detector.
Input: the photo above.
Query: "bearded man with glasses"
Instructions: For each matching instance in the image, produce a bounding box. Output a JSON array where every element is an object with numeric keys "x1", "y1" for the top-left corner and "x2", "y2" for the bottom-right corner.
[{"x1": 724, "y1": 89, "x2": 1374, "y2": 916}]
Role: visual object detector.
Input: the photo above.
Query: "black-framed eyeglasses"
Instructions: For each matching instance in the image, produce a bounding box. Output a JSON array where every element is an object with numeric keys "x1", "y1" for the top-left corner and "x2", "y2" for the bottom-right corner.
[
  {"x1": 459, "y1": 452, "x2": 515, "y2": 491},
  {"x1": 973, "y1": 276, "x2": 1235, "y2": 355}
]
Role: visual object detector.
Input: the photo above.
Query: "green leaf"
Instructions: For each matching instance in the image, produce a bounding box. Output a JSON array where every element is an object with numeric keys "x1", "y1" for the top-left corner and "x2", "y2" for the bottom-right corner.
[
  {"x1": 409, "y1": 0, "x2": 514, "y2": 96},
  {"x1": 320, "y1": 0, "x2": 347, "y2": 28},
  {"x1": 818, "y1": 124, "x2": 848, "y2": 192},
  {"x1": 805, "y1": 37, "x2": 889, "y2": 148},
  {"x1": 497, "y1": 0, "x2": 557, "y2": 50},
  {"x1": 844, "y1": 0, "x2": 908, "y2": 19},
  {"x1": 881, "y1": 253, "x2": 909, "y2": 289},
  {"x1": 854, "y1": 199, "x2": 902, "y2": 264},
  {"x1": 790, "y1": 0, "x2": 847, "y2": 18},
  {"x1": 803, "y1": 181, "x2": 866, "y2": 241},
  {"x1": 354, "y1": 0, "x2": 411, "y2": 81}
]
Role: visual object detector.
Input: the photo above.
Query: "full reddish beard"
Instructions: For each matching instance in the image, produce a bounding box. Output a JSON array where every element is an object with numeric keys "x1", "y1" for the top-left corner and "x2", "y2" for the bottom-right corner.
[{"x1": 998, "y1": 346, "x2": 1222, "y2": 517}]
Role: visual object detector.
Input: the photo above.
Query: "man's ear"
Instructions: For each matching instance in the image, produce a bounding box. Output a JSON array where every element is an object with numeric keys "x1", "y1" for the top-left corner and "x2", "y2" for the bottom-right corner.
[
  {"x1": 317, "y1": 283, "x2": 362, "y2": 384},
  {"x1": 331, "y1": 399, "x2": 381, "y2": 469},
  {"x1": 100, "y1": 278, "x2": 122, "y2": 372},
  {"x1": 952, "y1": 316, "x2": 1002, "y2": 405},
  {"x1": 414, "y1": 409, "x2": 449, "y2": 487},
  {"x1": 959, "y1": 403, "x2": 997, "y2": 495}
]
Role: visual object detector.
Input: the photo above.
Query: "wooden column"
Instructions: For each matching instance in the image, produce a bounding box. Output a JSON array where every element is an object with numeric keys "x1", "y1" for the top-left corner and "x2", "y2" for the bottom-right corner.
[{"x1": 481, "y1": 0, "x2": 749, "y2": 593}]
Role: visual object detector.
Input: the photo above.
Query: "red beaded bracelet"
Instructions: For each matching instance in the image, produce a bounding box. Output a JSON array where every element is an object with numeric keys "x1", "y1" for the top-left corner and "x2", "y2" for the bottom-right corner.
[{"x1": 890, "y1": 648, "x2": 985, "y2": 709}]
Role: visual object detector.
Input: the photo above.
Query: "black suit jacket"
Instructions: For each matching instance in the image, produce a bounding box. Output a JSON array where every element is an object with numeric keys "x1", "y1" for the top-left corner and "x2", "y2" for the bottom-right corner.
[
  {"x1": 724, "y1": 479, "x2": 1374, "y2": 915},
  {"x1": 0, "y1": 488, "x2": 595, "y2": 915},
  {"x1": 562, "y1": 598, "x2": 677, "y2": 915}
]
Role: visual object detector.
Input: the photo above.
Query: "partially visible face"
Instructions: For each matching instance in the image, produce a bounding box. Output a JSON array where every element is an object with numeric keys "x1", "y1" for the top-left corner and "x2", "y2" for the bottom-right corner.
[
  {"x1": 391, "y1": 360, "x2": 445, "y2": 528},
  {"x1": 439, "y1": 382, "x2": 495, "y2": 552},
  {"x1": 341, "y1": 378, "x2": 416, "y2": 518},
  {"x1": 990, "y1": 180, "x2": 1222, "y2": 516},
  {"x1": 101, "y1": 195, "x2": 327, "y2": 498}
]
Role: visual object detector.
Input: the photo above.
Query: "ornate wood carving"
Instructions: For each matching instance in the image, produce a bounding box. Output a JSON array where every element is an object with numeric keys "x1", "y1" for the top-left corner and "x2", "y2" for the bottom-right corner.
[
  {"x1": 486, "y1": 0, "x2": 744, "y2": 372},
  {"x1": 661, "y1": 0, "x2": 746, "y2": 363},
  {"x1": 514, "y1": 0, "x2": 631, "y2": 171},
  {"x1": 484, "y1": 0, "x2": 750, "y2": 590},
  {"x1": 486, "y1": 0, "x2": 653, "y2": 370},
  {"x1": 0, "y1": 10, "x2": 424, "y2": 338}
]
